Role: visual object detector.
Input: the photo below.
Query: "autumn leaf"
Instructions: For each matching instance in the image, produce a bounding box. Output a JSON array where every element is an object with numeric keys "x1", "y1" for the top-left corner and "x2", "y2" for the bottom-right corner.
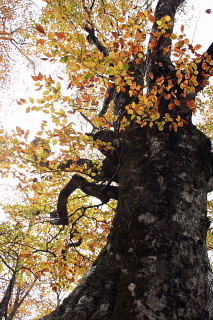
[
  {"x1": 36, "y1": 24, "x2": 46, "y2": 34},
  {"x1": 20, "y1": 98, "x2": 27, "y2": 103},
  {"x1": 38, "y1": 72, "x2": 43, "y2": 81},
  {"x1": 56, "y1": 32, "x2": 66, "y2": 39},
  {"x1": 194, "y1": 44, "x2": 202, "y2": 51},
  {"x1": 37, "y1": 39, "x2": 46, "y2": 45},
  {"x1": 148, "y1": 15, "x2": 155, "y2": 22},
  {"x1": 31, "y1": 75, "x2": 39, "y2": 81}
]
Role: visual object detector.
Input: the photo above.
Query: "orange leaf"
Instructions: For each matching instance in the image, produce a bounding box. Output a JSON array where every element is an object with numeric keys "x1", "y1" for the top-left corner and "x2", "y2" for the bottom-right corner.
[
  {"x1": 194, "y1": 44, "x2": 202, "y2": 51},
  {"x1": 56, "y1": 32, "x2": 65, "y2": 39},
  {"x1": 138, "y1": 12, "x2": 145, "y2": 19},
  {"x1": 20, "y1": 98, "x2": 27, "y2": 103},
  {"x1": 174, "y1": 99, "x2": 180, "y2": 106},
  {"x1": 32, "y1": 75, "x2": 39, "y2": 81},
  {"x1": 118, "y1": 17, "x2": 125, "y2": 23},
  {"x1": 37, "y1": 39, "x2": 46, "y2": 45},
  {"x1": 186, "y1": 100, "x2": 196, "y2": 109},
  {"x1": 38, "y1": 72, "x2": 43, "y2": 81},
  {"x1": 148, "y1": 15, "x2": 155, "y2": 22},
  {"x1": 26, "y1": 107, "x2": 31, "y2": 113},
  {"x1": 36, "y1": 25, "x2": 45, "y2": 34},
  {"x1": 180, "y1": 25, "x2": 184, "y2": 33},
  {"x1": 168, "y1": 103, "x2": 175, "y2": 110},
  {"x1": 150, "y1": 72, "x2": 154, "y2": 80}
]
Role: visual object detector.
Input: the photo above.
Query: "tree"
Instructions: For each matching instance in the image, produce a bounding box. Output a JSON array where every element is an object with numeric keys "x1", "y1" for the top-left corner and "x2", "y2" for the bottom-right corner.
[
  {"x1": 2, "y1": 0, "x2": 213, "y2": 318},
  {"x1": 0, "y1": 205, "x2": 91, "y2": 320},
  {"x1": 0, "y1": 0, "x2": 40, "y2": 87}
]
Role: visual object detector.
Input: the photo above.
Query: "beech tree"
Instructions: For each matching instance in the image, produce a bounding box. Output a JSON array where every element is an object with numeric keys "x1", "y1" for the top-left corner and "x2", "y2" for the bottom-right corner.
[{"x1": 3, "y1": 0, "x2": 213, "y2": 319}]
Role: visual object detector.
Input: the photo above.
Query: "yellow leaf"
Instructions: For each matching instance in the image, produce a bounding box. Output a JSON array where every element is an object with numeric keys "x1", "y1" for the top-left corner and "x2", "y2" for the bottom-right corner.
[
  {"x1": 88, "y1": 61, "x2": 96, "y2": 68},
  {"x1": 29, "y1": 97, "x2": 34, "y2": 103},
  {"x1": 118, "y1": 61, "x2": 123, "y2": 70},
  {"x1": 48, "y1": 32, "x2": 55, "y2": 40},
  {"x1": 156, "y1": 20, "x2": 162, "y2": 26},
  {"x1": 129, "y1": 90, "x2": 133, "y2": 97},
  {"x1": 164, "y1": 15, "x2": 171, "y2": 21},
  {"x1": 43, "y1": 90, "x2": 50, "y2": 95}
]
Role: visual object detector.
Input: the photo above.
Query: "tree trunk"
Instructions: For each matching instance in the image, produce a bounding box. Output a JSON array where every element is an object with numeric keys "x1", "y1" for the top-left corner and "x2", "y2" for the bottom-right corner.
[
  {"x1": 37, "y1": 0, "x2": 213, "y2": 318},
  {"x1": 40, "y1": 124, "x2": 213, "y2": 320}
]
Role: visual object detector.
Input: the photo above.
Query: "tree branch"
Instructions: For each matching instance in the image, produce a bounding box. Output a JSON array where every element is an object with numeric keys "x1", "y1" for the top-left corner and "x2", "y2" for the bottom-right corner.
[
  {"x1": 51, "y1": 174, "x2": 118, "y2": 225},
  {"x1": 147, "y1": 0, "x2": 185, "y2": 89},
  {"x1": 84, "y1": 25, "x2": 109, "y2": 57}
]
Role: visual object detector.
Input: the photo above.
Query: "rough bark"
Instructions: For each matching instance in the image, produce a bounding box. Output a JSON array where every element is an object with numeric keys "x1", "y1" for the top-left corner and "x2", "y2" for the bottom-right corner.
[
  {"x1": 41, "y1": 124, "x2": 213, "y2": 320},
  {"x1": 40, "y1": 0, "x2": 213, "y2": 318}
]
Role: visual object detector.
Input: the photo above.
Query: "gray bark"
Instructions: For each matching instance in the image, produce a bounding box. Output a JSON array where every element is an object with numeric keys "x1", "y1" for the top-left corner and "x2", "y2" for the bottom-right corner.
[{"x1": 40, "y1": 125, "x2": 213, "y2": 320}]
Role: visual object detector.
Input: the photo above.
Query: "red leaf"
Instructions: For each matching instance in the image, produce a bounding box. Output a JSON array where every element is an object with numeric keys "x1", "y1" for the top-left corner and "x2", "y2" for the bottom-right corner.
[
  {"x1": 36, "y1": 25, "x2": 46, "y2": 34},
  {"x1": 205, "y1": 9, "x2": 212, "y2": 14}
]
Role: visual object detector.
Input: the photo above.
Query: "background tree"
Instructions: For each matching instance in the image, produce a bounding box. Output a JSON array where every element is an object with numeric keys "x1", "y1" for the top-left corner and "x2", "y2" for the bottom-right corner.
[
  {"x1": 2, "y1": 0, "x2": 213, "y2": 319},
  {"x1": 0, "y1": 0, "x2": 41, "y2": 88}
]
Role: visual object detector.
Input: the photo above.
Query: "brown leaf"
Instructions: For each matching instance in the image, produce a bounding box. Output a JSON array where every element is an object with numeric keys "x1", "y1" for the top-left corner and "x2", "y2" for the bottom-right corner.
[
  {"x1": 32, "y1": 75, "x2": 39, "y2": 81},
  {"x1": 38, "y1": 72, "x2": 43, "y2": 81},
  {"x1": 148, "y1": 15, "x2": 155, "y2": 22},
  {"x1": 112, "y1": 32, "x2": 119, "y2": 38},
  {"x1": 194, "y1": 44, "x2": 202, "y2": 51},
  {"x1": 36, "y1": 25, "x2": 46, "y2": 34},
  {"x1": 56, "y1": 32, "x2": 65, "y2": 39}
]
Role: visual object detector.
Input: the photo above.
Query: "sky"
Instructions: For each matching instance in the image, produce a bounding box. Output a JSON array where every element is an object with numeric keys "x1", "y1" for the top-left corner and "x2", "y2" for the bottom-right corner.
[{"x1": 0, "y1": 0, "x2": 213, "y2": 216}]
